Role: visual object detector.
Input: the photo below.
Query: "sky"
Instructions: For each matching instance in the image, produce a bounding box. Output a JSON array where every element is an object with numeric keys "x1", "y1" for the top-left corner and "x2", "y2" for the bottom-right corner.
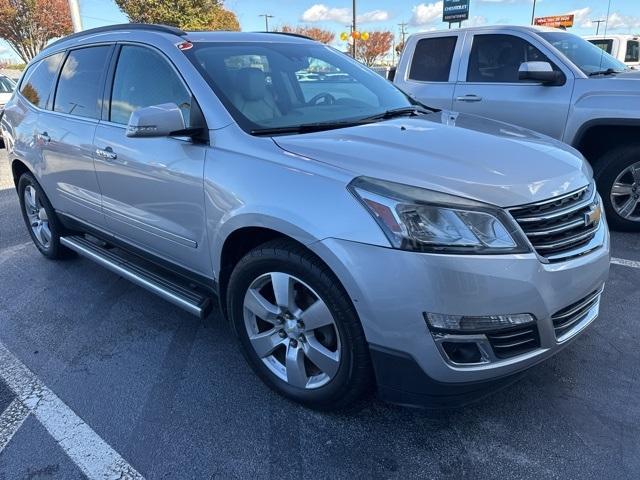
[{"x1": 1, "y1": 0, "x2": 639, "y2": 62}]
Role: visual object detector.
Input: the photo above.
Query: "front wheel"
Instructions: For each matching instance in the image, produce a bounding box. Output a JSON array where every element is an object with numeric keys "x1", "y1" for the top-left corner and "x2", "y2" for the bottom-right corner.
[
  {"x1": 227, "y1": 239, "x2": 372, "y2": 410},
  {"x1": 594, "y1": 145, "x2": 640, "y2": 232}
]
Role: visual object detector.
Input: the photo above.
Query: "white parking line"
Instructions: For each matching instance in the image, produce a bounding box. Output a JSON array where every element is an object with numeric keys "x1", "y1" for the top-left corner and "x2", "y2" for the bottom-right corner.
[
  {"x1": 0, "y1": 341, "x2": 144, "y2": 480},
  {"x1": 0, "y1": 398, "x2": 30, "y2": 451},
  {"x1": 611, "y1": 257, "x2": 640, "y2": 269}
]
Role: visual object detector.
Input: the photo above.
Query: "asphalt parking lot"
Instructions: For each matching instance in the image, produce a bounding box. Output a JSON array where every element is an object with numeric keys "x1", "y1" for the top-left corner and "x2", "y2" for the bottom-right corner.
[{"x1": 0, "y1": 148, "x2": 639, "y2": 479}]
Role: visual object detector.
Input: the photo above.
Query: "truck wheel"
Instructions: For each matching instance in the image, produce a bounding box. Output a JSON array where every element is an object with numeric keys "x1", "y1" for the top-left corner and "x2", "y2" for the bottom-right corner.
[
  {"x1": 226, "y1": 239, "x2": 372, "y2": 410},
  {"x1": 594, "y1": 145, "x2": 640, "y2": 232},
  {"x1": 17, "y1": 173, "x2": 71, "y2": 259}
]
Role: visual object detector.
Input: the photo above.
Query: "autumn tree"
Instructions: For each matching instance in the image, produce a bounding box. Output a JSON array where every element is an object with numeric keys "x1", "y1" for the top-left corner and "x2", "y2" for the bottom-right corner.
[
  {"x1": 395, "y1": 41, "x2": 405, "y2": 56},
  {"x1": 355, "y1": 31, "x2": 393, "y2": 66},
  {"x1": 0, "y1": 0, "x2": 72, "y2": 63},
  {"x1": 280, "y1": 25, "x2": 335, "y2": 44},
  {"x1": 115, "y1": 0, "x2": 240, "y2": 31}
]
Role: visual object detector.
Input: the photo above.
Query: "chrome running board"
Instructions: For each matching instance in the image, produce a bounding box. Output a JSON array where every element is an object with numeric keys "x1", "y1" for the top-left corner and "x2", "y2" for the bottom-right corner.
[{"x1": 60, "y1": 235, "x2": 212, "y2": 318}]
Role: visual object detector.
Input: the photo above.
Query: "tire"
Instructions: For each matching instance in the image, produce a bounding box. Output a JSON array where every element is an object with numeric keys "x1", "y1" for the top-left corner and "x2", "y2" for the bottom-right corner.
[
  {"x1": 593, "y1": 144, "x2": 640, "y2": 232},
  {"x1": 227, "y1": 239, "x2": 372, "y2": 410},
  {"x1": 17, "y1": 172, "x2": 71, "y2": 259}
]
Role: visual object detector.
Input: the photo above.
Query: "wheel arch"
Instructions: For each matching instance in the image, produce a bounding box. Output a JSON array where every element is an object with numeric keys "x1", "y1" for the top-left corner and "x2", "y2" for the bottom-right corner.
[
  {"x1": 572, "y1": 119, "x2": 640, "y2": 165},
  {"x1": 10, "y1": 158, "x2": 33, "y2": 189}
]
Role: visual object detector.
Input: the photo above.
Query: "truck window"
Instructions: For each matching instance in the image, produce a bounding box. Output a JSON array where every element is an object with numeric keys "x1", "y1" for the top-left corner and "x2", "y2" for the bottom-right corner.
[
  {"x1": 626, "y1": 41, "x2": 639, "y2": 63},
  {"x1": 467, "y1": 34, "x2": 553, "y2": 83},
  {"x1": 589, "y1": 39, "x2": 613, "y2": 54},
  {"x1": 408, "y1": 37, "x2": 457, "y2": 82}
]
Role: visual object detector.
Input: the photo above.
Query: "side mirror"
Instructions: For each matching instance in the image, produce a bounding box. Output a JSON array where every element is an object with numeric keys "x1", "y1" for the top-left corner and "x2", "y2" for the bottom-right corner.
[
  {"x1": 126, "y1": 103, "x2": 188, "y2": 138},
  {"x1": 518, "y1": 61, "x2": 564, "y2": 85}
]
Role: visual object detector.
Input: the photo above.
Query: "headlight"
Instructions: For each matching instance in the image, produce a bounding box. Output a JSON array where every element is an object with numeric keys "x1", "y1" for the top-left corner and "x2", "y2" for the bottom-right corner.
[{"x1": 349, "y1": 176, "x2": 529, "y2": 254}]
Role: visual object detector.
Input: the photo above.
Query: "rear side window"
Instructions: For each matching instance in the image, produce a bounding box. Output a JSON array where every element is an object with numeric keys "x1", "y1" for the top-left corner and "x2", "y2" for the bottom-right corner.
[
  {"x1": 409, "y1": 37, "x2": 457, "y2": 82},
  {"x1": 110, "y1": 45, "x2": 192, "y2": 125},
  {"x1": 589, "y1": 39, "x2": 613, "y2": 54},
  {"x1": 626, "y1": 41, "x2": 639, "y2": 62},
  {"x1": 19, "y1": 53, "x2": 64, "y2": 109},
  {"x1": 467, "y1": 34, "x2": 554, "y2": 83},
  {"x1": 54, "y1": 46, "x2": 112, "y2": 119}
]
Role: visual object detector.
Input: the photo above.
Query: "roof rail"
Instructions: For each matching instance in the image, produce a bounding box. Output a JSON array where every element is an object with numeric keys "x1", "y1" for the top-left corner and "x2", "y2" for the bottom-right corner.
[
  {"x1": 256, "y1": 31, "x2": 315, "y2": 41},
  {"x1": 46, "y1": 23, "x2": 187, "y2": 50}
]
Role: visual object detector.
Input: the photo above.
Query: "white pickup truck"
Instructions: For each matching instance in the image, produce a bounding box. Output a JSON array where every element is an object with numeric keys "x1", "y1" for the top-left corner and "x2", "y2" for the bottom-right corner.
[
  {"x1": 585, "y1": 34, "x2": 640, "y2": 68},
  {"x1": 394, "y1": 25, "x2": 640, "y2": 231}
]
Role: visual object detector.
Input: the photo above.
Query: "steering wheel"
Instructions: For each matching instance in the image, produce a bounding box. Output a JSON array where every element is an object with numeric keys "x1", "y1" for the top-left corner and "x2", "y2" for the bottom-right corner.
[{"x1": 307, "y1": 93, "x2": 336, "y2": 106}]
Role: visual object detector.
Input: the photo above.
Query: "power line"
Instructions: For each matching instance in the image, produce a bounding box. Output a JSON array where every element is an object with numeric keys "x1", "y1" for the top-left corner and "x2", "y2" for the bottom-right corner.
[{"x1": 259, "y1": 13, "x2": 274, "y2": 32}]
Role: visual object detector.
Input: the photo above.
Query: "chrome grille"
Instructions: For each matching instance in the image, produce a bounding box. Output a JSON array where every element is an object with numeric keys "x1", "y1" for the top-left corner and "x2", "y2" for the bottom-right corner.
[
  {"x1": 486, "y1": 325, "x2": 540, "y2": 359},
  {"x1": 508, "y1": 184, "x2": 601, "y2": 262},
  {"x1": 552, "y1": 288, "x2": 603, "y2": 341}
]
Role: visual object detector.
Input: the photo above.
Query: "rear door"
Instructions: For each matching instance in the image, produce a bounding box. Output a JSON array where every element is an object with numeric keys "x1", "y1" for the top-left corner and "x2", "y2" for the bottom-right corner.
[
  {"x1": 395, "y1": 33, "x2": 462, "y2": 110},
  {"x1": 41, "y1": 45, "x2": 114, "y2": 227},
  {"x1": 93, "y1": 44, "x2": 209, "y2": 275},
  {"x1": 452, "y1": 31, "x2": 573, "y2": 139}
]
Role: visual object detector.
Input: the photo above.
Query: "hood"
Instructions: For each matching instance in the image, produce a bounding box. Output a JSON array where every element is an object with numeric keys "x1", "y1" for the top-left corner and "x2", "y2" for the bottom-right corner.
[{"x1": 273, "y1": 111, "x2": 591, "y2": 207}]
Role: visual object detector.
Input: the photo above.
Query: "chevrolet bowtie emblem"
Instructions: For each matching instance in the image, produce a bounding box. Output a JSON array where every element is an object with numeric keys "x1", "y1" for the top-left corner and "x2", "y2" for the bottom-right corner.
[{"x1": 584, "y1": 204, "x2": 602, "y2": 227}]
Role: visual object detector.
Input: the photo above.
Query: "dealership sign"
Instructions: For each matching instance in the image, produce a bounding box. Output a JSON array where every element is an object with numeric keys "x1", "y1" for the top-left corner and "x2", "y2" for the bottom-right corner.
[
  {"x1": 534, "y1": 14, "x2": 575, "y2": 28},
  {"x1": 443, "y1": 0, "x2": 470, "y2": 23}
]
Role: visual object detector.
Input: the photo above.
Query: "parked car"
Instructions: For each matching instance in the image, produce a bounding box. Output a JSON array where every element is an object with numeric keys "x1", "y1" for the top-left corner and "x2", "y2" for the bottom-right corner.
[
  {"x1": 395, "y1": 25, "x2": 640, "y2": 231},
  {"x1": 0, "y1": 74, "x2": 17, "y2": 146},
  {"x1": 585, "y1": 34, "x2": 640, "y2": 68},
  {"x1": 1, "y1": 24, "x2": 610, "y2": 409}
]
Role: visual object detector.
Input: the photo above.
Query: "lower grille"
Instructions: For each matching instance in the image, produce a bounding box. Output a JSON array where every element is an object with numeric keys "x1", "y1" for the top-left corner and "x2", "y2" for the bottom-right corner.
[
  {"x1": 552, "y1": 289, "x2": 602, "y2": 340},
  {"x1": 486, "y1": 325, "x2": 540, "y2": 359},
  {"x1": 508, "y1": 183, "x2": 601, "y2": 262}
]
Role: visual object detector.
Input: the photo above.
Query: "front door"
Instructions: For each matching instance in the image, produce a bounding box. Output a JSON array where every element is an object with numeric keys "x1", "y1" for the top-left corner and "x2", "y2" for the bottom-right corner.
[
  {"x1": 452, "y1": 32, "x2": 573, "y2": 140},
  {"x1": 93, "y1": 44, "x2": 209, "y2": 275}
]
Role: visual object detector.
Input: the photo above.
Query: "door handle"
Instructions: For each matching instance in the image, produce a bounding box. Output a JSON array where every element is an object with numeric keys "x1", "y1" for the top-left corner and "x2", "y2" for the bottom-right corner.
[
  {"x1": 95, "y1": 147, "x2": 117, "y2": 161},
  {"x1": 36, "y1": 131, "x2": 50, "y2": 143},
  {"x1": 455, "y1": 95, "x2": 483, "y2": 103}
]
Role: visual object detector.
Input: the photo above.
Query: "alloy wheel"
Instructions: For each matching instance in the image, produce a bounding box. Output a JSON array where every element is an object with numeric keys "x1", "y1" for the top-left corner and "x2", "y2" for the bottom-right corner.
[
  {"x1": 243, "y1": 272, "x2": 341, "y2": 389},
  {"x1": 23, "y1": 185, "x2": 52, "y2": 249},
  {"x1": 610, "y1": 161, "x2": 640, "y2": 222}
]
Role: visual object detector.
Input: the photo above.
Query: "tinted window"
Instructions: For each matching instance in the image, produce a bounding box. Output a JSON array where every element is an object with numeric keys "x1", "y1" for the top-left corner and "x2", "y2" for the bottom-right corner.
[
  {"x1": 589, "y1": 39, "x2": 613, "y2": 54},
  {"x1": 409, "y1": 37, "x2": 457, "y2": 82},
  {"x1": 54, "y1": 46, "x2": 111, "y2": 119},
  {"x1": 468, "y1": 34, "x2": 553, "y2": 83},
  {"x1": 110, "y1": 45, "x2": 192, "y2": 125},
  {"x1": 19, "y1": 53, "x2": 64, "y2": 108},
  {"x1": 626, "y1": 41, "x2": 639, "y2": 62},
  {"x1": 540, "y1": 32, "x2": 627, "y2": 75}
]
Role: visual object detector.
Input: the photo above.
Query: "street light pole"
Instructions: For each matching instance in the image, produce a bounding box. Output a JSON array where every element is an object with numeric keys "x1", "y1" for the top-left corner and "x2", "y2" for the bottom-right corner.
[
  {"x1": 531, "y1": 0, "x2": 537, "y2": 25},
  {"x1": 259, "y1": 14, "x2": 274, "y2": 32},
  {"x1": 68, "y1": 0, "x2": 82, "y2": 32},
  {"x1": 351, "y1": 0, "x2": 356, "y2": 58}
]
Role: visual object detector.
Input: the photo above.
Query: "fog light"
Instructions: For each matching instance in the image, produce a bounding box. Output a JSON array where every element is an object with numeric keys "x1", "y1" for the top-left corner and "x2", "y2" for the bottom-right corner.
[
  {"x1": 424, "y1": 312, "x2": 535, "y2": 333},
  {"x1": 442, "y1": 342, "x2": 482, "y2": 364}
]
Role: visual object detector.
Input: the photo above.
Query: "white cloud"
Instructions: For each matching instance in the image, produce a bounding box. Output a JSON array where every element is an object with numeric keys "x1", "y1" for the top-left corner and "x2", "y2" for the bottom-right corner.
[
  {"x1": 301, "y1": 4, "x2": 390, "y2": 24},
  {"x1": 568, "y1": 7, "x2": 594, "y2": 28},
  {"x1": 607, "y1": 12, "x2": 640, "y2": 30},
  {"x1": 565, "y1": 7, "x2": 640, "y2": 32},
  {"x1": 410, "y1": 2, "x2": 443, "y2": 26},
  {"x1": 463, "y1": 15, "x2": 488, "y2": 27}
]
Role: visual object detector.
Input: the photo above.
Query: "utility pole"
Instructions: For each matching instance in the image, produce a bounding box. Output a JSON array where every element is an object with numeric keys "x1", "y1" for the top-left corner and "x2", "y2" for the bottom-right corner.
[
  {"x1": 398, "y1": 22, "x2": 408, "y2": 47},
  {"x1": 68, "y1": 0, "x2": 82, "y2": 32},
  {"x1": 351, "y1": 0, "x2": 357, "y2": 58},
  {"x1": 259, "y1": 14, "x2": 274, "y2": 32},
  {"x1": 530, "y1": 0, "x2": 537, "y2": 25},
  {"x1": 592, "y1": 19, "x2": 606, "y2": 35}
]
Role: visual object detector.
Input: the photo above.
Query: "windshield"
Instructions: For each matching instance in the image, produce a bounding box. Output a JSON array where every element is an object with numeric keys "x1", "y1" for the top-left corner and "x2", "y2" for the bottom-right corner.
[
  {"x1": 540, "y1": 32, "x2": 627, "y2": 75},
  {"x1": 185, "y1": 42, "x2": 413, "y2": 133},
  {"x1": 0, "y1": 76, "x2": 16, "y2": 94}
]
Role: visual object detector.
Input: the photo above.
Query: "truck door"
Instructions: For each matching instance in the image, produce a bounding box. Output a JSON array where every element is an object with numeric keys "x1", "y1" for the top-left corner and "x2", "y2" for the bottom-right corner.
[
  {"x1": 452, "y1": 30, "x2": 573, "y2": 140},
  {"x1": 395, "y1": 33, "x2": 462, "y2": 110}
]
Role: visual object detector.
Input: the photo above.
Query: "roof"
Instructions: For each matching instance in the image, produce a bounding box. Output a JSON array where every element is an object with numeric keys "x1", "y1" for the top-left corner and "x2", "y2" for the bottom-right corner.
[{"x1": 409, "y1": 24, "x2": 573, "y2": 36}]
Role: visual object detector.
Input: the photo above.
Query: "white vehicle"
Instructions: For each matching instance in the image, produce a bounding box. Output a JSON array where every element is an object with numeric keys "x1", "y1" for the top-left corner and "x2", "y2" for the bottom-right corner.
[
  {"x1": 0, "y1": 74, "x2": 17, "y2": 145},
  {"x1": 585, "y1": 35, "x2": 640, "y2": 68}
]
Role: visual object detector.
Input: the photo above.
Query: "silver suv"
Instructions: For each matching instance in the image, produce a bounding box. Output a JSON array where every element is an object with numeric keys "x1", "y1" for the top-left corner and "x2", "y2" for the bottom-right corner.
[{"x1": 0, "y1": 24, "x2": 610, "y2": 409}]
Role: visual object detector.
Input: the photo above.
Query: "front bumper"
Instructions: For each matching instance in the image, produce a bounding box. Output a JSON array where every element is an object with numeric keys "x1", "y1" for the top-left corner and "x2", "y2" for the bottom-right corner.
[{"x1": 312, "y1": 226, "x2": 610, "y2": 406}]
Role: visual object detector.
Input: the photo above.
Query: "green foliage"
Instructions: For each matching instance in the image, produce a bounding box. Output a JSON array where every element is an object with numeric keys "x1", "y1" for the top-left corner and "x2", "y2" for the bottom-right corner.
[{"x1": 115, "y1": 0, "x2": 240, "y2": 31}]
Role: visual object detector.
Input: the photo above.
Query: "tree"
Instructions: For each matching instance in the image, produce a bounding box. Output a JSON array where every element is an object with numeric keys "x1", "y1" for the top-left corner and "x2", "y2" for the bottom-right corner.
[
  {"x1": 280, "y1": 25, "x2": 335, "y2": 44},
  {"x1": 0, "y1": 0, "x2": 72, "y2": 63},
  {"x1": 395, "y1": 41, "x2": 405, "y2": 56},
  {"x1": 355, "y1": 31, "x2": 393, "y2": 67},
  {"x1": 115, "y1": 0, "x2": 240, "y2": 31}
]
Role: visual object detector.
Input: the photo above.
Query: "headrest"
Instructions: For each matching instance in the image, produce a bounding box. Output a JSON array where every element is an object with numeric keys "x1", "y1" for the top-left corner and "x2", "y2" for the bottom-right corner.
[{"x1": 237, "y1": 68, "x2": 266, "y2": 101}]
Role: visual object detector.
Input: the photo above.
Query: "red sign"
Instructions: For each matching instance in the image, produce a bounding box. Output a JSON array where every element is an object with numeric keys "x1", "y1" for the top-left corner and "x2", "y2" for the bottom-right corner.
[{"x1": 534, "y1": 14, "x2": 575, "y2": 28}]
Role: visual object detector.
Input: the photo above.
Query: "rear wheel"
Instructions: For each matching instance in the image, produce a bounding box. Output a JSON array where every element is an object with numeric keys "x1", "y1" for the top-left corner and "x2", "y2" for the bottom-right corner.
[
  {"x1": 227, "y1": 239, "x2": 372, "y2": 410},
  {"x1": 17, "y1": 173, "x2": 70, "y2": 259},
  {"x1": 594, "y1": 145, "x2": 640, "y2": 232}
]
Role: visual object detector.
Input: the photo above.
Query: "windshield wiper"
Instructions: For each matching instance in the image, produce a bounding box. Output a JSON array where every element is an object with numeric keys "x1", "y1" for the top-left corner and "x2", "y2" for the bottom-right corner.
[
  {"x1": 251, "y1": 121, "x2": 362, "y2": 136},
  {"x1": 588, "y1": 68, "x2": 623, "y2": 77},
  {"x1": 360, "y1": 106, "x2": 434, "y2": 122}
]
